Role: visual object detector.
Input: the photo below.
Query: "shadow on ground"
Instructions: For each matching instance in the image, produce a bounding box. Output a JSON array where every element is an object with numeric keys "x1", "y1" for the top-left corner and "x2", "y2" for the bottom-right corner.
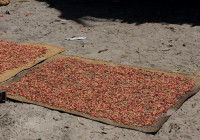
[{"x1": 36, "y1": 0, "x2": 200, "y2": 26}]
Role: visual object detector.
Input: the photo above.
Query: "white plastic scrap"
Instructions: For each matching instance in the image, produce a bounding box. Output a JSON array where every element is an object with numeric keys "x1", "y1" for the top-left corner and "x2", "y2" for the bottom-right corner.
[{"x1": 67, "y1": 37, "x2": 86, "y2": 41}]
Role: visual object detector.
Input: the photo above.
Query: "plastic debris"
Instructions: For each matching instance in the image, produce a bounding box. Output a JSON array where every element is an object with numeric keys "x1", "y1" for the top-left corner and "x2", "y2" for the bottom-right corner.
[
  {"x1": 173, "y1": 67, "x2": 181, "y2": 72},
  {"x1": 192, "y1": 69, "x2": 197, "y2": 74},
  {"x1": 38, "y1": 57, "x2": 46, "y2": 61},
  {"x1": 67, "y1": 37, "x2": 86, "y2": 41}
]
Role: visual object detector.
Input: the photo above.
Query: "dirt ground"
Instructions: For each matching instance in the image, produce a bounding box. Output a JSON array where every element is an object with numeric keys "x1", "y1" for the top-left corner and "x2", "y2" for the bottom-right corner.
[{"x1": 0, "y1": 0, "x2": 200, "y2": 140}]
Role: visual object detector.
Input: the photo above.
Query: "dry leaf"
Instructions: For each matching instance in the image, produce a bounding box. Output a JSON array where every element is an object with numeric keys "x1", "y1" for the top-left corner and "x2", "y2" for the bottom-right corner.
[{"x1": 77, "y1": 118, "x2": 84, "y2": 125}]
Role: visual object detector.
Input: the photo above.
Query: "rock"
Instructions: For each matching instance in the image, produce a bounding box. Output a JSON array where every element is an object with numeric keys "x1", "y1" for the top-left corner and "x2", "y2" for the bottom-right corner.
[{"x1": 0, "y1": 0, "x2": 10, "y2": 6}]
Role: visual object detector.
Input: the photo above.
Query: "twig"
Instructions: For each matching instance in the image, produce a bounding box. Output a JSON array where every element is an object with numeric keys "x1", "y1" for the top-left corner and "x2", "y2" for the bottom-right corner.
[
  {"x1": 0, "y1": 112, "x2": 8, "y2": 119},
  {"x1": 136, "y1": 48, "x2": 141, "y2": 61},
  {"x1": 98, "y1": 49, "x2": 108, "y2": 53},
  {"x1": 91, "y1": 131, "x2": 107, "y2": 134}
]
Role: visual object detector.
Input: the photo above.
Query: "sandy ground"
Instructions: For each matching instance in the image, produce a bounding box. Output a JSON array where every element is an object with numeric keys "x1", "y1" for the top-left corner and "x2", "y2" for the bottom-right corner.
[{"x1": 0, "y1": 0, "x2": 200, "y2": 139}]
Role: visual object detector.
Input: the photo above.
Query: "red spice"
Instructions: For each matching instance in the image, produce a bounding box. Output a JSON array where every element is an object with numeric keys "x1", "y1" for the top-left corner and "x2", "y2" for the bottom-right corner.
[
  {"x1": 0, "y1": 40, "x2": 46, "y2": 74},
  {"x1": 0, "y1": 57, "x2": 195, "y2": 127}
]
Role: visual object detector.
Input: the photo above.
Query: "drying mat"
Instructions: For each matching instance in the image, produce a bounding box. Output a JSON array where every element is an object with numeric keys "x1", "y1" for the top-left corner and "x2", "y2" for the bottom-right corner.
[
  {"x1": 0, "y1": 54, "x2": 200, "y2": 133},
  {"x1": 0, "y1": 41, "x2": 66, "y2": 82}
]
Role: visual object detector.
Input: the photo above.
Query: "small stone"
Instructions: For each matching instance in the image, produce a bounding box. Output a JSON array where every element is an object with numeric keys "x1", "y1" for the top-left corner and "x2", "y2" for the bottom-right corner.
[
  {"x1": 101, "y1": 132, "x2": 107, "y2": 134},
  {"x1": 168, "y1": 44, "x2": 173, "y2": 47},
  {"x1": 53, "y1": 115, "x2": 62, "y2": 121},
  {"x1": 192, "y1": 103, "x2": 196, "y2": 108},
  {"x1": 100, "y1": 126, "x2": 104, "y2": 130},
  {"x1": 5, "y1": 10, "x2": 10, "y2": 14},
  {"x1": 0, "y1": 0, "x2": 10, "y2": 6},
  {"x1": 64, "y1": 126, "x2": 69, "y2": 128}
]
